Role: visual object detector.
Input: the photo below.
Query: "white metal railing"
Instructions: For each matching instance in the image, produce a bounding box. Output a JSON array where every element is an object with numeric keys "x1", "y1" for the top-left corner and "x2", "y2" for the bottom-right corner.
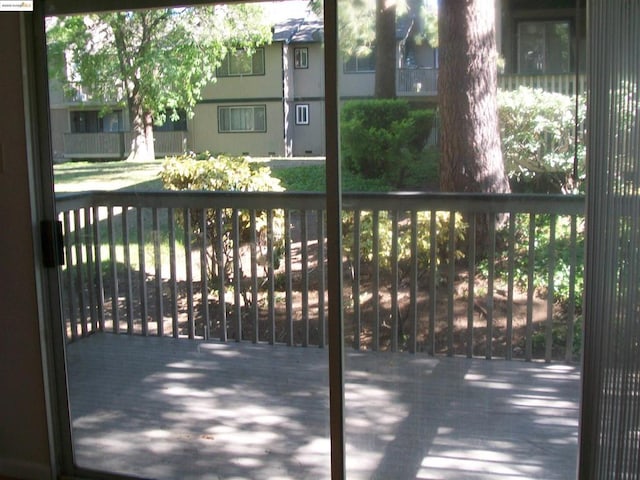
[
  {"x1": 55, "y1": 191, "x2": 584, "y2": 362},
  {"x1": 397, "y1": 68, "x2": 438, "y2": 96},
  {"x1": 396, "y1": 70, "x2": 587, "y2": 97},
  {"x1": 498, "y1": 73, "x2": 587, "y2": 96}
]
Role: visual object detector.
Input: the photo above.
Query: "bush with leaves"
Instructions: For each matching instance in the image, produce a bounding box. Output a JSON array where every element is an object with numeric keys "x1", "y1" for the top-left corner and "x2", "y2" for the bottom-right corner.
[
  {"x1": 480, "y1": 212, "x2": 584, "y2": 312},
  {"x1": 160, "y1": 153, "x2": 285, "y2": 301},
  {"x1": 341, "y1": 99, "x2": 436, "y2": 188},
  {"x1": 498, "y1": 87, "x2": 586, "y2": 193},
  {"x1": 342, "y1": 210, "x2": 467, "y2": 279}
]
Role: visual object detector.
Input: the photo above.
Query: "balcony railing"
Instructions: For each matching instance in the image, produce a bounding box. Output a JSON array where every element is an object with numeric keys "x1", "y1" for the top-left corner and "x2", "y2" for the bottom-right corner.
[
  {"x1": 56, "y1": 191, "x2": 584, "y2": 362},
  {"x1": 62, "y1": 131, "x2": 188, "y2": 158},
  {"x1": 396, "y1": 69, "x2": 587, "y2": 97},
  {"x1": 498, "y1": 73, "x2": 587, "y2": 96},
  {"x1": 397, "y1": 68, "x2": 438, "y2": 96}
]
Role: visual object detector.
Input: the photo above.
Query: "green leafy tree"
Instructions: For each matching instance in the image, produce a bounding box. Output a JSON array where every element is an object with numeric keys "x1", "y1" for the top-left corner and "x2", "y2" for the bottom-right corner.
[
  {"x1": 311, "y1": 0, "x2": 437, "y2": 98},
  {"x1": 47, "y1": 6, "x2": 272, "y2": 161}
]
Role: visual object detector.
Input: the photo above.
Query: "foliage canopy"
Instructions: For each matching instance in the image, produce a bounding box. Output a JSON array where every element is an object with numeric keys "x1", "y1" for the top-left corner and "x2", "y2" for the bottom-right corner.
[{"x1": 46, "y1": 6, "x2": 272, "y2": 161}]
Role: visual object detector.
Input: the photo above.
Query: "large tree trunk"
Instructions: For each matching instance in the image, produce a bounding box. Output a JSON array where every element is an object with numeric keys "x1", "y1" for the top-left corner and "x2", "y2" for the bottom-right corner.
[
  {"x1": 374, "y1": 0, "x2": 396, "y2": 99},
  {"x1": 127, "y1": 94, "x2": 155, "y2": 162},
  {"x1": 438, "y1": 0, "x2": 509, "y2": 194}
]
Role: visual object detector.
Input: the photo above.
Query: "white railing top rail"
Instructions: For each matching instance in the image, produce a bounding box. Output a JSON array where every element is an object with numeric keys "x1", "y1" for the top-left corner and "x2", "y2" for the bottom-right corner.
[{"x1": 56, "y1": 190, "x2": 585, "y2": 216}]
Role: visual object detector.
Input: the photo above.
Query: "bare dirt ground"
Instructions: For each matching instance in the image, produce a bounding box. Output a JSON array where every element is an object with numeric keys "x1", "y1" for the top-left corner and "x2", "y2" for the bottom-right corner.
[
  {"x1": 80, "y1": 255, "x2": 569, "y2": 363},
  {"x1": 65, "y1": 212, "x2": 575, "y2": 362}
]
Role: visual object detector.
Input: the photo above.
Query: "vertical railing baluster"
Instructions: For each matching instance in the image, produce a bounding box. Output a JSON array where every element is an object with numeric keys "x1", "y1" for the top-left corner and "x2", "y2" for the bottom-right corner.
[
  {"x1": 92, "y1": 205, "x2": 105, "y2": 332},
  {"x1": 546, "y1": 214, "x2": 557, "y2": 363},
  {"x1": 107, "y1": 206, "x2": 120, "y2": 334},
  {"x1": 122, "y1": 206, "x2": 134, "y2": 333},
  {"x1": 566, "y1": 215, "x2": 578, "y2": 362},
  {"x1": 74, "y1": 209, "x2": 87, "y2": 337},
  {"x1": 216, "y1": 208, "x2": 226, "y2": 342},
  {"x1": 137, "y1": 208, "x2": 148, "y2": 336},
  {"x1": 429, "y1": 210, "x2": 438, "y2": 355},
  {"x1": 301, "y1": 210, "x2": 309, "y2": 347},
  {"x1": 409, "y1": 210, "x2": 418, "y2": 353},
  {"x1": 53, "y1": 193, "x2": 582, "y2": 363},
  {"x1": 372, "y1": 210, "x2": 380, "y2": 351},
  {"x1": 184, "y1": 208, "x2": 194, "y2": 339},
  {"x1": 352, "y1": 210, "x2": 361, "y2": 350},
  {"x1": 153, "y1": 208, "x2": 163, "y2": 337},
  {"x1": 84, "y1": 208, "x2": 97, "y2": 333},
  {"x1": 317, "y1": 210, "x2": 326, "y2": 347},
  {"x1": 168, "y1": 208, "x2": 179, "y2": 338},
  {"x1": 526, "y1": 213, "x2": 536, "y2": 361},
  {"x1": 285, "y1": 209, "x2": 293, "y2": 346},
  {"x1": 232, "y1": 208, "x2": 241, "y2": 342},
  {"x1": 486, "y1": 214, "x2": 496, "y2": 360},
  {"x1": 63, "y1": 211, "x2": 77, "y2": 340},
  {"x1": 391, "y1": 210, "x2": 399, "y2": 352},
  {"x1": 506, "y1": 213, "x2": 516, "y2": 360},
  {"x1": 267, "y1": 209, "x2": 275, "y2": 345},
  {"x1": 250, "y1": 210, "x2": 258, "y2": 343},
  {"x1": 200, "y1": 208, "x2": 209, "y2": 340},
  {"x1": 447, "y1": 211, "x2": 455, "y2": 356},
  {"x1": 467, "y1": 214, "x2": 477, "y2": 358}
]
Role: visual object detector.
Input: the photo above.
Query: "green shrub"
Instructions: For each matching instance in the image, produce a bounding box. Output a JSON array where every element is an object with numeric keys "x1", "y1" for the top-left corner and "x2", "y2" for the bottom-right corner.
[
  {"x1": 498, "y1": 87, "x2": 586, "y2": 193},
  {"x1": 160, "y1": 152, "x2": 283, "y2": 192},
  {"x1": 342, "y1": 210, "x2": 467, "y2": 277},
  {"x1": 272, "y1": 165, "x2": 391, "y2": 192},
  {"x1": 340, "y1": 99, "x2": 436, "y2": 188},
  {"x1": 160, "y1": 153, "x2": 285, "y2": 297},
  {"x1": 480, "y1": 213, "x2": 585, "y2": 311}
]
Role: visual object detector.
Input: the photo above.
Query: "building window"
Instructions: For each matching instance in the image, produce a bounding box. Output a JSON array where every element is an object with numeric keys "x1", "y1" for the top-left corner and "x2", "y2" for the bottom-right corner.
[
  {"x1": 295, "y1": 104, "x2": 309, "y2": 125},
  {"x1": 294, "y1": 47, "x2": 308, "y2": 69},
  {"x1": 518, "y1": 21, "x2": 570, "y2": 74},
  {"x1": 344, "y1": 50, "x2": 376, "y2": 73},
  {"x1": 70, "y1": 110, "x2": 123, "y2": 133},
  {"x1": 217, "y1": 48, "x2": 265, "y2": 77},
  {"x1": 218, "y1": 105, "x2": 266, "y2": 133}
]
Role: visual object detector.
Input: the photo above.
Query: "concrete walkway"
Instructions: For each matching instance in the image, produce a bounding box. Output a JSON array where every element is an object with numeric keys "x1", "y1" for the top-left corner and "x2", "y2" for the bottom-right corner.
[{"x1": 67, "y1": 333, "x2": 581, "y2": 479}]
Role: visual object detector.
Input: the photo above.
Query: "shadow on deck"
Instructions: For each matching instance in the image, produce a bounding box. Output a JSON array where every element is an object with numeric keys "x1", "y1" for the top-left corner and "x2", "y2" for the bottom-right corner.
[{"x1": 67, "y1": 333, "x2": 580, "y2": 479}]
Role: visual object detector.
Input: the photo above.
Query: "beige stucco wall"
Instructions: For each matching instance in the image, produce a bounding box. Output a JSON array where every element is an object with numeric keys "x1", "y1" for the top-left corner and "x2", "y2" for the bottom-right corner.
[
  {"x1": 193, "y1": 43, "x2": 285, "y2": 156},
  {"x1": 291, "y1": 43, "x2": 325, "y2": 99},
  {"x1": 338, "y1": 65, "x2": 375, "y2": 99},
  {"x1": 291, "y1": 100, "x2": 325, "y2": 156},
  {"x1": 200, "y1": 43, "x2": 283, "y2": 100},
  {"x1": 192, "y1": 101, "x2": 285, "y2": 156}
]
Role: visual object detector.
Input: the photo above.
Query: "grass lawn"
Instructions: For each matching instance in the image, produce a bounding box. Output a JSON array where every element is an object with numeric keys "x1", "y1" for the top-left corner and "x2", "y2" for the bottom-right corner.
[
  {"x1": 54, "y1": 159, "x2": 165, "y2": 193},
  {"x1": 53, "y1": 158, "x2": 426, "y2": 193}
]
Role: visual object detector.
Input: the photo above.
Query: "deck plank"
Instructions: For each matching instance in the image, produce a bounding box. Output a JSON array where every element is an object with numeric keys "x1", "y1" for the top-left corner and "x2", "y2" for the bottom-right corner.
[{"x1": 67, "y1": 333, "x2": 580, "y2": 479}]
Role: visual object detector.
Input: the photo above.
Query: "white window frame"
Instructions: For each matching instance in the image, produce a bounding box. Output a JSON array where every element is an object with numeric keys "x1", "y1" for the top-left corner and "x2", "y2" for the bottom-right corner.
[
  {"x1": 295, "y1": 104, "x2": 309, "y2": 125},
  {"x1": 218, "y1": 105, "x2": 266, "y2": 133},
  {"x1": 294, "y1": 47, "x2": 308, "y2": 69}
]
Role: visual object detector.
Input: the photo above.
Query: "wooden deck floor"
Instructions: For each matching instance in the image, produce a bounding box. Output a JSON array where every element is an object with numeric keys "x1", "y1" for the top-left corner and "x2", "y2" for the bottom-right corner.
[{"x1": 67, "y1": 333, "x2": 581, "y2": 480}]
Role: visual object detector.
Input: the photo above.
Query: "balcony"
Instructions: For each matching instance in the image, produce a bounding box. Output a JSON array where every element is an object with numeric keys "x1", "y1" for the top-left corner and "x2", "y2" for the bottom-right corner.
[
  {"x1": 396, "y1": 69, "x2": 587, "y2": 97},
  {"x1": 397, "y1": 67, "x2": 438, "y2": 96},
  {"x1": 62, "y1": 131, "x2": 188, "y2": 159},
  {"x1": 498, "y1": 73, "x2": 587, "y2": 96},
  {"x1": 57, "y1": 189, "x2": 583, "y2": 478}
]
